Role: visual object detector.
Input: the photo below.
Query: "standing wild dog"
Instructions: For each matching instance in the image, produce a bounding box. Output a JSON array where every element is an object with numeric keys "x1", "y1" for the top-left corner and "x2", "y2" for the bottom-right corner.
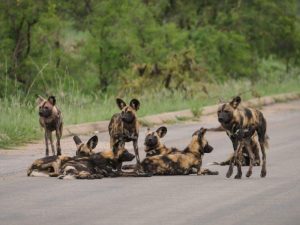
[
  {"x1": 108, "y1": 98, "x2": 145, "y2": 174},
  {"x1": 217, "y1": 96, "x2": 268, "y2": 179},
  {"x1": 141, "y1": 128, "x2": 218, "y2": 175},
  {"x1": 37, "y1": 96, "x2": 63, "y2": 156}
]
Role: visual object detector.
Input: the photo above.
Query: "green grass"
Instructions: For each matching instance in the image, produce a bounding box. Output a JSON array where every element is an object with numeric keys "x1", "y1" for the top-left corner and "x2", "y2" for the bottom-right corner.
[{"x1": 0, "y1": 74, "x2": 299, "y2": 149}]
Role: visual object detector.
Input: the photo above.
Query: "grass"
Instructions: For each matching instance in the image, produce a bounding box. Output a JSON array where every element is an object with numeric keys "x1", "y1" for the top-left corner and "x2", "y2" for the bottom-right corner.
[{"x1": 0, "y1": 71, "x2": 299, "y2": 149}]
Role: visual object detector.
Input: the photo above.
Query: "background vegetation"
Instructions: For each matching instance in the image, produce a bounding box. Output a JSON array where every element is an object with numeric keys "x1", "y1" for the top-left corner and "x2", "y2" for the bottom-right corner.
[{"x1": 0, "y1": 0, "x2": 300, "y2": 148}]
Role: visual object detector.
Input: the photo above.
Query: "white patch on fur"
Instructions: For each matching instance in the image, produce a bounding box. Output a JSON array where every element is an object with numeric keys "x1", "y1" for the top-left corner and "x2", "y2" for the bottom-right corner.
[{"x1": 29, "y1": 170, "x2": 50, "y2": 177}]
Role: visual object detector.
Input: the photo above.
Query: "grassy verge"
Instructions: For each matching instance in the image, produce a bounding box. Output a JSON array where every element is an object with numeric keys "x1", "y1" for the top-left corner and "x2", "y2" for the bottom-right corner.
[{"x1": 0, "y1": 75, "x2": 299, "y2": 149}]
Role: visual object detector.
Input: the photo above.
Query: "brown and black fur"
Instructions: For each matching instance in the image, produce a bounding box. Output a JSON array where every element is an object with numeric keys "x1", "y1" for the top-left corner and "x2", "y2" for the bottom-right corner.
[
  {"x1": 217, "y1": 96, "x2": 268, "y2": 179},
  {"x1": 213, "y1": 135, "x2": 261, "y2": 166},
  {"x1": 141, "y1": 128, "x2": 218, "y2": 176},
  {"x1": 28, "y1": 135, "x2": 135, "y2": 179},
  {"x1": 37, "y1": 95, "x2": 63, "y2": 156},
  {"x1": 58, "y1": 135, "x2": 136, "y2": 179},
  {"x1": 122, "y1": 126, "x2": 179, "y2": 170},
  {"x1": 144, "y1": 126, "x2": 180, "y2": 157},
  {"x1": 108, "y1": 98, "x2": 145, "y2": 173}
]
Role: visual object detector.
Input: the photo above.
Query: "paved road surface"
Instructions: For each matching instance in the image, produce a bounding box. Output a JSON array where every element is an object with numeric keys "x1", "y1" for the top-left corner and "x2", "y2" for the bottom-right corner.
[{"x1": 1, "y1": 100, "x2": 300, "y2": 225}]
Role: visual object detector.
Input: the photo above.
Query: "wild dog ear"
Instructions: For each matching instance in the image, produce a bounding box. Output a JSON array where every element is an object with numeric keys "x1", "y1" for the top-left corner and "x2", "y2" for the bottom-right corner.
[
  {"x1": 129, "y1": 99, "x2": 140, "y2": 111},
  {"x1": 48, "y1": 96, "x2": 56, "y2": 106},
  {"x1": 36, "y1": 95, "x2": 46, "y2": 105},
  {"x1": 73, "y1": 136, "x2": 82, "y2": 146},
  {"x1": 198, "y1": 128, "x2": 207, "y2": 138},
  {"x1": 116, "y1": 98, "x2": 126, "y2": 110},
  {"x1": 86, "y1": 135, "x2": 98, "y2": 150},
  {"x1": 230, "y1": 96, "x2": 241, "y2": 109},
  {"x1": 156, "y1": 126, "x2": 167, "y2": 138}
]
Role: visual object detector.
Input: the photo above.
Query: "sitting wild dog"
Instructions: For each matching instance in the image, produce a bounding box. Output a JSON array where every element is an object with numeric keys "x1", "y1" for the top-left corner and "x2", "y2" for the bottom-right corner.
[
  {"x1": 108, "y1": 98, "x2": 146, "y2": 174},
  {"x1": 217, "y1": 96, "x2": 268, "y2": 179},
  {"x1": 141, "y1": 128, "x2": 218, "y2": 176},
  {"x1": 58, "y1": 136, "x2": 136, "y2": 179},
  {"x1": 37, "y1": 95, "x2": 63, "y2": 156}
]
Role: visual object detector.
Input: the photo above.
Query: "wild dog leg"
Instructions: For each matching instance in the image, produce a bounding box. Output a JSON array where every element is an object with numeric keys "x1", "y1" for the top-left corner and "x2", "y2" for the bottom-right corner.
[
  {"x1": 245, "y1": 140, "x2": 254, "y2": 177},
  {"x1": 56, "y1": 126, "x2": 62, "y2": 156},
  {"x1": 234, "y1": 147, "x2": 243, "y2": 179},
  {"x1": 226, "y1": 138, "x2": 239, "y2": 178},
  {"x1": 45, "y1": 131, "x2": 50, "y2": 156}
]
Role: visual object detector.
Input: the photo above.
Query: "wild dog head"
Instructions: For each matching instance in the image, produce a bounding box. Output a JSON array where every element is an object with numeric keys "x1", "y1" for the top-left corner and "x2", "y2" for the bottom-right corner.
[
  {"x1": 190, "y1": 128, "x2": 214, "y2": 155},
  {"x1": 217, "y1": 96, "x2": 241, "y2": 124},
  {"x1": 144, "y1": 126, "x2": 167, "y2": 155},
  {"x1": 116, "y1": 98, "x2": 140, "y2": 124},
  {"x1": 73, "y1": 135, "x2": 98, "y2": 156},
  {"x1": 37, "y1": 96, "x2": 57, "y2": 118}
]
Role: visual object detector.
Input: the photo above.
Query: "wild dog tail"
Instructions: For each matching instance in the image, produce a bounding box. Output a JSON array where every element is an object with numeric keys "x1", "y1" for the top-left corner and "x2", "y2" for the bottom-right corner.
[
  {"x1": 258, "y1": 114, "x2": 269, "y2": 149},
  {"x1": 206, "y1": 161, "x2": 229, "y2": 166}
]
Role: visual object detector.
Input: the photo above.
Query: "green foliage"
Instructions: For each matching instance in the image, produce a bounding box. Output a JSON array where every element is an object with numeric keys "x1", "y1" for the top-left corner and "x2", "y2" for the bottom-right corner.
[{"x1": 1, "y1": 0, "x2": 300, "y2": 148}]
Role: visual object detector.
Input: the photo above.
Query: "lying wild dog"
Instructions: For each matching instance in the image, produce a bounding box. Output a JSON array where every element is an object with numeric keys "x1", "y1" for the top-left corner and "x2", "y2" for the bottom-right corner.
[
  {"x1": 217, "y1": 96, "x2": 268, "y2": 178},
  {"x1": 28, "y1": 135, "x2": 135, "y2": 179},
  {"x1": 58, "y1": 136, "x2": 136, "y2": 179},
  {"x1": 122, "y1": 126, "x2": 179, "y2": 170},
  {"x1": 140, "y1": 128, "x2": 218, "y2": 176},
  {"x1": 27, "y1": 135, "x2": 99, "y2": 177},
  {"x1": 144, "y1": 126, "x2": 180, "y2": 157},
  {"x1": 108, "y1": 98, "x2": 146, "y2": 174},
  {"x1": 37, "y1": 95, "x2": 63, "y2": 156}
]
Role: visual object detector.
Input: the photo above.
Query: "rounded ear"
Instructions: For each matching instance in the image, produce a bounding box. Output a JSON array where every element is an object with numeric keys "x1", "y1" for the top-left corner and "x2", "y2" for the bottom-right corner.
[
  {"x1": 156, "y1": 126, "x2": 167, "y2": 138},
  {"x1": 48, "y1": 96, "x2": 56, "y2": 105},
  {"x1": 129, "y1": 99, "x2": 140, "y2": 111},
  {"x1": 87, "y1": 135, "x2": 98, "y2": 150},
  {"x1": 230, "y1": 96, "x2": 241, "y2": 108},
  {"x1": 73, "y1": 136, "x2": 82, "y2": 146},
  {"x1": 116, "y1": 98, "x2": 126, "y2": 110}
]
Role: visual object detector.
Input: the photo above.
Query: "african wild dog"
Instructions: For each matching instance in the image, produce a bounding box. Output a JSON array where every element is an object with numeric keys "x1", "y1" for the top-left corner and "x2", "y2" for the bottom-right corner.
[
  {"x1": 108, "y1": 98, "x2": 146, "y2": 174},
  {"x1": 144, "y1": 126, "x2": 180, "y2": 157},
  {"x1": 58, "y1": 136, "x2": 136, "y2": 179},
  {"x1": 27, "y1": 135, "x2": 99, "y2": 177},
  {"x1": 37, "y1": 95, "x2": 63, "y2": 156},
  {"x1": 28, "y1": 135, "x2": 135, "y2": 179},
  {"x1": 217, "y1": 96, "x2": 268, "y2": 179},
  {"x1": 141, "y1": 128, "x2": 218, "y2": 176},
  {"x1": 122, "y1": 126, "x2": 180, "y2": 170}
]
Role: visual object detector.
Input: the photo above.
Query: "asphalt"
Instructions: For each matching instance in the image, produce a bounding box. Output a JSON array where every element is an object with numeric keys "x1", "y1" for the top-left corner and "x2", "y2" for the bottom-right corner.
[{"x1": 0, "y1": 100, "x2": 300, "y2": 225}]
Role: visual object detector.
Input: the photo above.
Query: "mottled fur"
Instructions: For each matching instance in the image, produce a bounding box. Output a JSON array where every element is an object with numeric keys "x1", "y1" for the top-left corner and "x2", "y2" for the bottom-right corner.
[
  {"x1": 28, "y1": 135, "x2": 135, "y2": 179},
  {"x1": 217, "y1": 96, "x2": 268, "y2": 179},
  {"x1": 108, "y1": 98, "x2": 145, "y2": 174},
  {"x1": 213, "y1": 136, "x2": 260, "y2": 166},
  {"x1": 141, "y1": 128, "x2": 218, "y2": 176},
  {"x1": 37, "y1": 95, "x2": 63, "y2": 156}
]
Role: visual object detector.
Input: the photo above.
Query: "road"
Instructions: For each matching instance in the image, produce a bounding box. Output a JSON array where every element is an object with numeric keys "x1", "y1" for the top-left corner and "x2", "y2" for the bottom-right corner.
[{"x1": 1, "y1": 100, "x2": 300, "y2": 225}]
